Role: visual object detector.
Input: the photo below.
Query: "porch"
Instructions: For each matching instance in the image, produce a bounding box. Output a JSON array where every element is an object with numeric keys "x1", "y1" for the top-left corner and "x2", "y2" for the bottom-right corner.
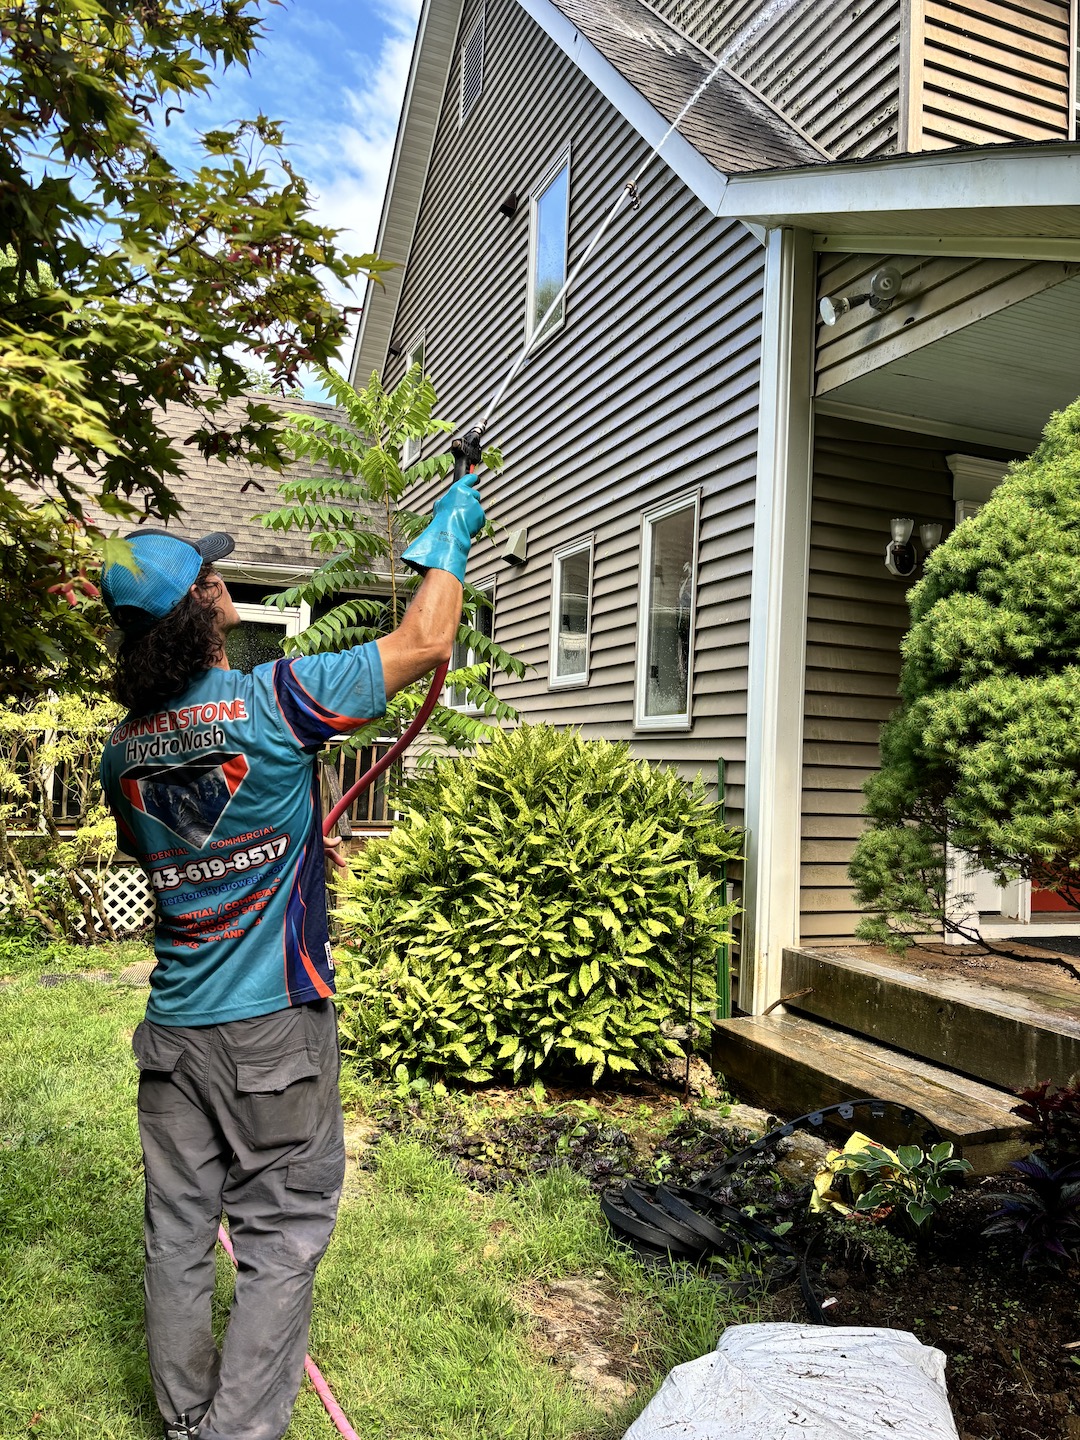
[{"x1": 715, "y1": 942, "x2": 1080, "y2": 1173}]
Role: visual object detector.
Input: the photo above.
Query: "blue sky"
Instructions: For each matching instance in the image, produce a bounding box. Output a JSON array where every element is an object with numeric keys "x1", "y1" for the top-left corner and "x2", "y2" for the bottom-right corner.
[{"x1": 160, "y1": 0, "x2": 422, "y2": 385}]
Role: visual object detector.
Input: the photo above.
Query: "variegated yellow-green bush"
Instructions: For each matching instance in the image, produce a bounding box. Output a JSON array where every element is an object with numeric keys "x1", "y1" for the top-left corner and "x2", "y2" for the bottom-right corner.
[{"x1": 334, "y1": 725, "x2": 740, "y2": 1084}]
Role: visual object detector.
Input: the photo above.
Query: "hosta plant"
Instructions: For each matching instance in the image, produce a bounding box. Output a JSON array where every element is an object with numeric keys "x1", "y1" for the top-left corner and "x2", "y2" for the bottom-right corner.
[
  {"x1": 833, "y1": 1140, "x2": 972, "y2": 1234},
  {"x1": 333, "y1": 724, "x2": 740, "y2": 1084}
]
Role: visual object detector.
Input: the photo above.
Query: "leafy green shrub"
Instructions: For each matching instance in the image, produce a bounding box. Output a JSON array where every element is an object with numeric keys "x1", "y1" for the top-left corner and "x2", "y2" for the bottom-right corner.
[
  {"x1": 334, "y1": 725, "x2": 740, "y2": 1084},
  {"x1": 850, "y1": 397, "x2": 1080, "y2": 945}
]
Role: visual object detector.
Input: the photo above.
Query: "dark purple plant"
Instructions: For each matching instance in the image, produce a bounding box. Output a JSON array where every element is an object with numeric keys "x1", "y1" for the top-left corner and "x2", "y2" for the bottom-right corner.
[
  {"x1": 984, "y1": 1154, "x2": 1080, "y2": 1268},
  {"x1": 1012, "y1": 1080, "x2": 1080, "y2": 1167}
]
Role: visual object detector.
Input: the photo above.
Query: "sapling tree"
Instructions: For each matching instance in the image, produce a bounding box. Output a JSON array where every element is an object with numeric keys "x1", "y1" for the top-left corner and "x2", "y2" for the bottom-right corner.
[
  {"x1": 850, "y1": 397, "x2": 1080, "y2": 948},
  {"x1": 258, "y1": 364, "x2": 526, "y2": 753}
]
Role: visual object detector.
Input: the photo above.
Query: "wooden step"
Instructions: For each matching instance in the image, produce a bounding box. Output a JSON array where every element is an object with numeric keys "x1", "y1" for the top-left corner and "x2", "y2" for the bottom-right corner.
[
  {"x1": 713, "y1": 1011, "x2": 1033, "y2": 1175},
  {"x1": 781, "y1": 947, "x2": 1080, "y2": 1093}
]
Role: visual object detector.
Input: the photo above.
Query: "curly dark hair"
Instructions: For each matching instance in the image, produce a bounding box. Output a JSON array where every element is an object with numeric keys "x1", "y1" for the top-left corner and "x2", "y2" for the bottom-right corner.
[{"x1": 113, "y1": 562, "x2": 225, "y2": 715}]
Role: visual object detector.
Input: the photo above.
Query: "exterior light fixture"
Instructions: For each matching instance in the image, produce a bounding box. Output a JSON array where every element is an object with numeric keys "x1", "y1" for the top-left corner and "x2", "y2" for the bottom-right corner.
[
  {"x1": 819, "y1": 266, "x2": 903, "y2": 326},
  {"x1": 885, "y1": 517, "x2": 944, "y2": 578}
]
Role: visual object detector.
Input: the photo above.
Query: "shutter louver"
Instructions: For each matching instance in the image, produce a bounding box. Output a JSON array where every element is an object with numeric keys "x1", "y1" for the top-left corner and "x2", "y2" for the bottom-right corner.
[{"x1": 460, "y1": 11, "x2": 484, "y2": 123}]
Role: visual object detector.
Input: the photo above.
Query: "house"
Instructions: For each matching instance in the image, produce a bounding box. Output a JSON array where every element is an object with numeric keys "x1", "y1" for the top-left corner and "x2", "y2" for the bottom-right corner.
[{"x1": 352, "y1": 0, "x2": 1080, "y2": 1162}]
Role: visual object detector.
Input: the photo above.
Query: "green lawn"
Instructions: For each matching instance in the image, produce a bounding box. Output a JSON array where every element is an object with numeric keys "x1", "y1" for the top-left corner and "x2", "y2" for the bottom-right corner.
[{"x1": 0, "y1": 942, "x2": 753, "y2": 1440}]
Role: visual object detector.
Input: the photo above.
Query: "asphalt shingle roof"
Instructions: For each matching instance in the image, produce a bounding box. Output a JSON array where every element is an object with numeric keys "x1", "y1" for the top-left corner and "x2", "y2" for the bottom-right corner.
[
  {"x1": 142, "y1": 391, "x2": 381, "y2": 573},
  {"x1": 547, "y1": 0, "x2": 823, "y2": 173}
]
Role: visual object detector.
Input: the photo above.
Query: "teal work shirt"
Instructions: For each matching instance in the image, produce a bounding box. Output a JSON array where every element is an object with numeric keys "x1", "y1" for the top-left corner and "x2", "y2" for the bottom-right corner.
[{"x1": 100, "y1": 646, "x2": 385, "y2": 1026}]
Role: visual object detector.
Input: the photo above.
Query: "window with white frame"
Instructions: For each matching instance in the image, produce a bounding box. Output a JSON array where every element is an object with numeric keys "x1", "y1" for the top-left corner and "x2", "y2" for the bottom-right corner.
[
  {"x1": 447, "y1": 578, "x2": 495, "y2": 710},
  {"x1": 635, "y1": 494, "x2": 699, "y2": 729},
  {"x1": 401, "y1": 333, "x2": 426, "y2": 469},
  {"x1": 527, "y1": 152, "x2": 569, "y2": 343},
  {"x1": 549, "y1": 537, "x2": 592, "y2": 687},
  {"x1": 459, "y1": 8, "x2": 485, "y2": 124},
  {"x1": 224, "y1": 602, "x2": 307, "y2": 674}
]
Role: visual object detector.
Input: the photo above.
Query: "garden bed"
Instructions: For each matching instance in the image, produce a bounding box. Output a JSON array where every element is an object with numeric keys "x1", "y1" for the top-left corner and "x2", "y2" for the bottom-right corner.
[{"x1": 370, "y1": 1075, "x2": 1080, "y2": 1440}]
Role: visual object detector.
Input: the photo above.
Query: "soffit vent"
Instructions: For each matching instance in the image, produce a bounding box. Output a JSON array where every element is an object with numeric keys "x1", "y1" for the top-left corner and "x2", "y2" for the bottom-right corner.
[{"x1": 460, "y1": 10, "x2": 484, "y2": 125}]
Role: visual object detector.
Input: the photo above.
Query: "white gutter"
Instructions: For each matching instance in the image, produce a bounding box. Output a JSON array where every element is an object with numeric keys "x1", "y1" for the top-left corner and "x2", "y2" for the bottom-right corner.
[{"x1": 719, "y1": 143, "x2": 1080, "y2": 226}]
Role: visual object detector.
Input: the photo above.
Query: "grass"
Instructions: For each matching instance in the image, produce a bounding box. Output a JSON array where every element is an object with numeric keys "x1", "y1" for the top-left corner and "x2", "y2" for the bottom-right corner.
[{"x1": 0, "y1": 940, "x2": 757, "y2": 1440}]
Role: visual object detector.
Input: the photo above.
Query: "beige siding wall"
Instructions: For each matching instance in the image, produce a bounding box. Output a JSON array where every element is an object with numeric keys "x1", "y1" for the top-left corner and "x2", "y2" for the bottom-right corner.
[
  {"x1": 651, "y1": 0, "x2": 903, "y2": 159},
  {"x1": 387, "y1": 0, "x2": 765, "y2": 818},
  {"x1": 801, "y1": 415, "x2": 1015, "y2": 942},
  {"x1": 909, "y1": 0, "x2": 1074, "y2": 149},
  {"x1": 815, "y1": 251, "x2": 1078, "y2": 395}
]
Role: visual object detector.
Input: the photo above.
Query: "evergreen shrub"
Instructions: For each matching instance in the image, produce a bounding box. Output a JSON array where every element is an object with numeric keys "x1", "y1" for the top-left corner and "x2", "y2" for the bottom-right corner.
[
  {"x1": 334, "y1": 725, "x2": 740, "y2": 1084},
  {"x1": 850, "y1": 396, "x2": 1080, "y2": 945}
]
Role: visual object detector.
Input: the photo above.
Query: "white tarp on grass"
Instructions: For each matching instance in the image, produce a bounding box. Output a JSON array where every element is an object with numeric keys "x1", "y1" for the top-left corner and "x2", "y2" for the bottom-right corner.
[{"x1": 623, "y1": 1323, "x2": 959, "y2": 1440}]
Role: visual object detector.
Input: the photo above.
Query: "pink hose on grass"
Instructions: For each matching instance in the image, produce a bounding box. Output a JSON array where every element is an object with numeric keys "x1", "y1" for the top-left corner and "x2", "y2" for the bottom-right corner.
[
  {"x1": 215, "y1": 1225, "x2": 360, "y2": 1440},
  {"x1": 214, "y1": 664, "x2": 450, "y2": 1437}
]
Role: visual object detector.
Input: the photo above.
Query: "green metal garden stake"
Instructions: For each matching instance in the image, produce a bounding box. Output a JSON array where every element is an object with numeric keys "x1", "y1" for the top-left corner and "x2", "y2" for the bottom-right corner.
[{"x1": 716, "y1": 758, "x2": 731, "y2": 1022}]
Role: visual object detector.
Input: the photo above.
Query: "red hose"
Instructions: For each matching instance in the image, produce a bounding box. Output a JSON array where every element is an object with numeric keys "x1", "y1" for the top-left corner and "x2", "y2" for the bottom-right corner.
[
  {"x1": 322, "y1": 661, "x2": 449, "y2": 838},
  {"x1": 216, "y1": 1224, "x2": 360, "y2": 1440}
]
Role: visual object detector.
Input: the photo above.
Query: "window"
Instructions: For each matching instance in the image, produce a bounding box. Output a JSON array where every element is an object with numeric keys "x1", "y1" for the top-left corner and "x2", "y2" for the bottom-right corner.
[
  {"x1": 634, "y1": 494, "x2": 699, "y2": 730},
  {"x1": 527, "y1": 153, "x2": 569, "y2": 343},
  {"x1": 447, "y1": 579, "x2": 495, "y2": 710},
  {"x1": 459, "y1": 9, "x2": 484, "y2": 124},
  {"x1": 401, "y1": 333, "x2": 425, "y2": 469},
  {"x1": 224, "y1": 602, "x2": 306, "y2": 674},
  {"x1": 549, "y1": 538, "x2": 593, "y2": 687}
]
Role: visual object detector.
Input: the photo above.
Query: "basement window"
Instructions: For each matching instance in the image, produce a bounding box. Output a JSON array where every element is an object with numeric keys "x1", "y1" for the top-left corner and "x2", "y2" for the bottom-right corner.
[
  {"x1": 527, "y1": 152, "x2": 570, "y2": 343},
  {"x1": 459, "y1": 9, "x2": 485, "y2": 125},
  {"x1": 635, "y1": 493, "x2": 699, "y2": 730},
  {"x1": 549, "y1": 537, "x2": 593, "y2": 688}
]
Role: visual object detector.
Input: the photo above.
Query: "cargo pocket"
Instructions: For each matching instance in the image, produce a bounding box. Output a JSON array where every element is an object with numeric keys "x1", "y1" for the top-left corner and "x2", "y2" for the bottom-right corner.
[
  {"x1": 286, "y1": 1150, "x2": 346, "y2": 1198},
  {"x1": 234, "y1": 1049, "x2": 321, "y2": 1149},
  {"x1": 132, "y1": 1021, "x2": 186, "y2": 1115}
]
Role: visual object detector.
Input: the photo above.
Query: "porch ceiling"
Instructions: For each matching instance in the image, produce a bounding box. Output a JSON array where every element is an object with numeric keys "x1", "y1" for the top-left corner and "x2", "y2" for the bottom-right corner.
[{"x1": 816, "y1": 272, "x2": 1080, "y2": 452}]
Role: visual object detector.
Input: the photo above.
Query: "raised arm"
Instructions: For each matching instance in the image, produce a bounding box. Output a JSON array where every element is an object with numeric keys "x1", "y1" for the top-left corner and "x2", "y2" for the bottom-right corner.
[{"x1": 375, "y1": 473, "x2": 486, "y2": 702}]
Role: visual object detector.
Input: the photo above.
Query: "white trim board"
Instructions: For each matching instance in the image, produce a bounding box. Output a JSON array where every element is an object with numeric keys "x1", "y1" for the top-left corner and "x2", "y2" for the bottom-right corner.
[
  {"x1": 742, "y1": 227, "x2": 815, "y2": 1015},
  {"x1": 720, "y1": 143, "x2": 1080, "y2": 228},
  {"x1": 515, "y1": 0, "x2": 729, "y2": 215},
  {"x1": 813, "y1": 399, "x2": 1038, "y2": 455},
  {"x1": 814, "y1": 235, "x2": 1080, "y2": 263},
  {"x1": 350, "y1": 0, "x2": 464, "y2": 384}
]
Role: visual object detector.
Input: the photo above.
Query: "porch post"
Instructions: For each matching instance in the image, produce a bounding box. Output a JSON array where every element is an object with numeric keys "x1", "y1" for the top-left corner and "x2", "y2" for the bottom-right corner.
[{"x1": 741, "y1": 226, "x2": 815, "y2": 1014}]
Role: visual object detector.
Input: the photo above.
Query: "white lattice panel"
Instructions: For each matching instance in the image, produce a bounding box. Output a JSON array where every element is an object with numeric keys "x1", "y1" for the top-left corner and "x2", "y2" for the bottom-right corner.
[{"x1": 0, "y1": 864, "x2": 153, "y2": 937}]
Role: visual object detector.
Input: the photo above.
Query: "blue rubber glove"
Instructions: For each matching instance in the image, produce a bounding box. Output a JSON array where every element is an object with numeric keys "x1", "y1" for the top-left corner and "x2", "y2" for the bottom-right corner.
[{"x1": 401, "y1": 473, "x2": 485, "y2": 584}]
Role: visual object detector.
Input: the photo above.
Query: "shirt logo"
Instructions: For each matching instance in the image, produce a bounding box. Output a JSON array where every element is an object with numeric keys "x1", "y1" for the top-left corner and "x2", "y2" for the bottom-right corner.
[{"x1": 120, "y1": 753, "x2": 250, "y2": 848}]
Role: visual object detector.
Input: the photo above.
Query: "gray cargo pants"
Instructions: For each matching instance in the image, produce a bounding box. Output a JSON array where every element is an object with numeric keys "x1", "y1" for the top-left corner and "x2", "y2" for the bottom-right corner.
[{"x1": 132, "y1": 999, "x2": 345, "y2": 1440}]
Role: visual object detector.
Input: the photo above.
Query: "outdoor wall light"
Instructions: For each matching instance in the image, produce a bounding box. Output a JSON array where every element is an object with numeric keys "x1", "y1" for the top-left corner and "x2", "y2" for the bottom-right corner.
[
  {"x1": 885, "y1": 518, "x2": 943, "y2": 578},
  {"x1": 819, "y1": 265, "x2": 903, "y2": 326}
]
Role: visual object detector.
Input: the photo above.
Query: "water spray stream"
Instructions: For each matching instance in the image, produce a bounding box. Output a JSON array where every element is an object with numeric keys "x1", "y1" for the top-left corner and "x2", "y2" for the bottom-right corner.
[{"x1": 476, "y1": 0, "x2": 814, "y2": 434}]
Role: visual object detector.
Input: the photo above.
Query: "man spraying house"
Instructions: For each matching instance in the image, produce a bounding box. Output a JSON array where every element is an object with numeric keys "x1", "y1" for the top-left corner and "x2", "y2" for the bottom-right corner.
[{"x1": 99, "y1": 474, "x2": 484, "y2": 1440}]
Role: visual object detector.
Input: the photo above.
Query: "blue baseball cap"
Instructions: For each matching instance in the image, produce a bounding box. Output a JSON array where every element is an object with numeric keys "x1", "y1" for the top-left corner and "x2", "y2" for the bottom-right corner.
[{"x1": 101, "y1": 530, "x2": 235, "y2": 628}]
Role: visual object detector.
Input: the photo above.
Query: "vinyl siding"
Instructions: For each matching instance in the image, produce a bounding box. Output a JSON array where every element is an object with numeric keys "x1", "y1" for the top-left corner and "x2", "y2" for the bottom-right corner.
[
  {"x1": 387, "y1": 0, "x2": 766, "y2": 819},
  {"x1": 650, "y1": 0, "x2": 904, "y2": 159},
  {"x1": 911, "y1": 0, "x2": 1074, "y2": 149},
  {"x1": 800, "y1": 415, "x2": 1016, "y2": 942},
  {"x1": 648, "y1": 0, "x2": 1075, "y2": 157},
  {"x1": 815, "y1": 251, "x2": 1078, "y2": 395}
]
